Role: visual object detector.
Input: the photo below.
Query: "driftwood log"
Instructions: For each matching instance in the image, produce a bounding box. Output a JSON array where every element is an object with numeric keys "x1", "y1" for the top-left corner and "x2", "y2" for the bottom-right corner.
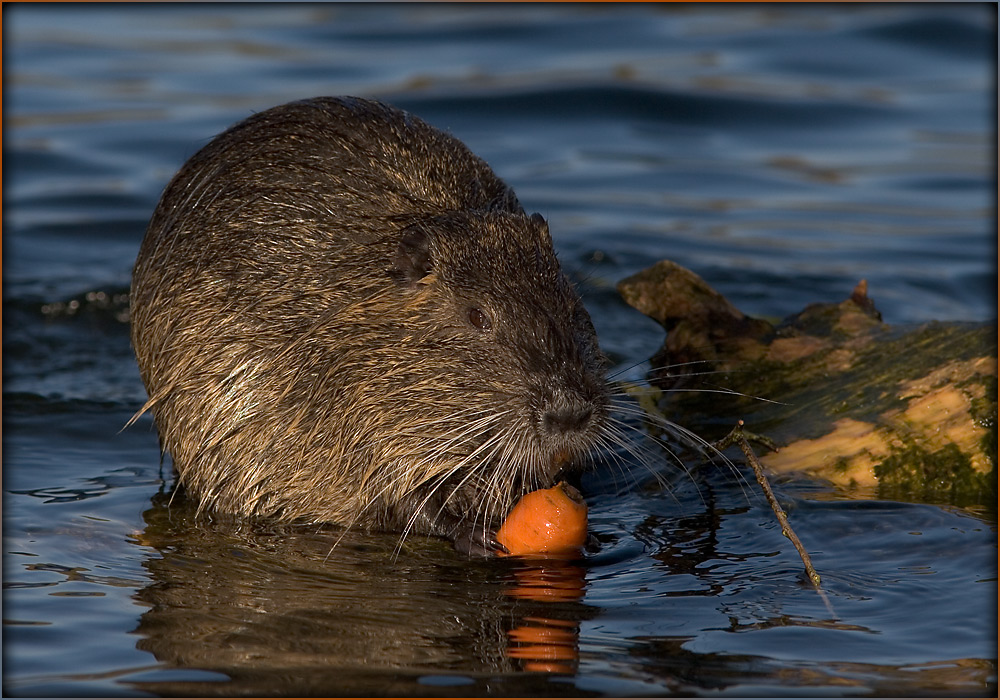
[{"x1": 618, "y1": 260, "x2": 997, "y2": 509}]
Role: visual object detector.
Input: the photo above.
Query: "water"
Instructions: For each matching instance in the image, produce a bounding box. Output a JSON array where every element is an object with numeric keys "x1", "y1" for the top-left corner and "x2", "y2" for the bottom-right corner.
[{"x1": 3, "y1": 4, "x2": 996, "y2": 697}]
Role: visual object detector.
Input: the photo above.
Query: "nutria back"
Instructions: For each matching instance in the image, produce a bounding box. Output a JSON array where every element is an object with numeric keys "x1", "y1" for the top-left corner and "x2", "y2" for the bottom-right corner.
[{"x1": 130, "y1": 97, "x2": 609, "y2": 554}]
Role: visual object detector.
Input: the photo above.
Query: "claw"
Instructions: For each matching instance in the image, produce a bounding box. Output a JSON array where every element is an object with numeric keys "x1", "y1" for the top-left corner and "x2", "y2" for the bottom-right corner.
[{"x1": 453, "y1": 525, "x2": 507, "y2": 558}]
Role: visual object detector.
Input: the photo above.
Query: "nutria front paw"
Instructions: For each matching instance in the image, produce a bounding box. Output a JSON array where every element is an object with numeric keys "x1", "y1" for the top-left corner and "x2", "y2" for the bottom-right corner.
[{"x1": 453, "y1": 526, "x2": 508, "y2": 558}]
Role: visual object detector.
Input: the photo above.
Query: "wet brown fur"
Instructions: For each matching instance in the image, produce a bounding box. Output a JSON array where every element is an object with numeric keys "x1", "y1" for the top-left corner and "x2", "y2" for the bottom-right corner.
[{"x1": 130, "y1": 97, "x2": 609, "y2": 549}]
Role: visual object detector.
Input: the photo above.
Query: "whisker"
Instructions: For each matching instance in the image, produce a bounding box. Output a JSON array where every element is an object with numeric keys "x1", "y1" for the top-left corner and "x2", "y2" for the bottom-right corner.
[
  {"x1": 326, "y1": 407, "x2": 512, "y2": 560},
  {"x1": 606, "y1": 379, "x2": 785, "y2": 407},
  {"x1": 393, "y1": 411, "x2": 515, "y2": 556},
  {"x1": 602, "y1": 418, "x2": 701, "y2": 507},
  {"x1": 606, "y1": 358, "x2": 715, "y2": 383},
  {"x1": 602, "y1": 388, "x2": 756, "y2": 498}
]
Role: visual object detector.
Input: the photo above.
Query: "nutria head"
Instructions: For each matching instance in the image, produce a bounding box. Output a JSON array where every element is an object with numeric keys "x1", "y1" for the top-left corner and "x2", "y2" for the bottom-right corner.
[{"x1": 130, "y1": 97, "x2": 609, "y2": 554}]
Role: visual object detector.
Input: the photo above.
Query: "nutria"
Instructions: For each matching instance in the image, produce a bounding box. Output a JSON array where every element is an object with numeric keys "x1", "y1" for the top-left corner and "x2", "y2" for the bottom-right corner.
[{"x1": 130, "y1": 96, "x2": 610, "y2": 555}]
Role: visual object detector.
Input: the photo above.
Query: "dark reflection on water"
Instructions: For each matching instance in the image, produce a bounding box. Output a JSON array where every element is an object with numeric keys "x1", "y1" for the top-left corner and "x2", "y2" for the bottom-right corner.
[
  {"x1": 102, "y1": 467, "x2": 993, "y2": 697},
  {"x1": 129, "y1": 492, "x2": 597, "y2": 697},
  {"x1": 3, "y1": 2, "x2": 996, "y2": 697}
]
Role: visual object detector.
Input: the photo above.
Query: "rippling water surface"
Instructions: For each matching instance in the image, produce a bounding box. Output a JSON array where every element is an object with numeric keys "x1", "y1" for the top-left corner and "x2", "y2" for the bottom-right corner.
[{"x1": 3, "y1": 4, "x2": 996, "y2": 697}]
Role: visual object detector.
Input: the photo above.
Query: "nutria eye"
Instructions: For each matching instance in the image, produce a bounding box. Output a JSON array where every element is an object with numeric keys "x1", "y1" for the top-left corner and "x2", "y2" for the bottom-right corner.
[{"x1": 467, "y1": 307, "x2": 491, "y2": 331}]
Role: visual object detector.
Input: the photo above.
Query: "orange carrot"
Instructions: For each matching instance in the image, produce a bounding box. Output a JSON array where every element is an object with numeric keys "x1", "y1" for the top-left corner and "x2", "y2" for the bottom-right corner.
[{"x1": 495, "y1": 482, "x2": 588, "y2": 556}]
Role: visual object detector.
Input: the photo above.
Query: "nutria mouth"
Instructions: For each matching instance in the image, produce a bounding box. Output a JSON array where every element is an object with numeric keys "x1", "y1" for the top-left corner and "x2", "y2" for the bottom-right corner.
[{"x1": 129, "y1": 96, "x2": 610, "y2": 556}]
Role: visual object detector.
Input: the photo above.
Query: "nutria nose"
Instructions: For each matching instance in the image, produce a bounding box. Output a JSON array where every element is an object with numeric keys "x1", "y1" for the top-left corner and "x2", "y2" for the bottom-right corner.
[{"x1": 542, "y1": 402, "x2": 594, "y2": 435}]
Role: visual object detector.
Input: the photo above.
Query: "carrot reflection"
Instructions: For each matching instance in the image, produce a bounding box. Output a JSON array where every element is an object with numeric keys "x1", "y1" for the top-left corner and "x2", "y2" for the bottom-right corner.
[{"x1": 504, "y1": 559, "x2": 586, "y2": 673}]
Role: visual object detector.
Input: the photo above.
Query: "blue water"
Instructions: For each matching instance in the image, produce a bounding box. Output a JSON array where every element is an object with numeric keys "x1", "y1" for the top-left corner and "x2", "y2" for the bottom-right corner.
[{"x1": 3, "y1": 4, "x2": 996, "y2": 697}]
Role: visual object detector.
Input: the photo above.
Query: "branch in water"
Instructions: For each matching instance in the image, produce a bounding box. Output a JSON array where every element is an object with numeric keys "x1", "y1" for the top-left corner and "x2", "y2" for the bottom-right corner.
[{"x1": 715, "y1": 421, "x2": 822, "y2": 588}]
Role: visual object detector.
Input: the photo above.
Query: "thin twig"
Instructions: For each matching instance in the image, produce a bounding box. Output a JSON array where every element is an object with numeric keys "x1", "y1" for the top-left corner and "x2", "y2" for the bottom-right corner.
[{"x1": 715, "y1": 420, "x2": 822, "y2": 588}]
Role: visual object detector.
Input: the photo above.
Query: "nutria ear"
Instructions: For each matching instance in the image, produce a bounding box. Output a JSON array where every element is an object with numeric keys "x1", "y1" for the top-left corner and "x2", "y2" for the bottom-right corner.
[
  {"x1": 530, "y1": 212, "x2": 549, "y2": 238},
  {"x1": 390, "y1": 224, "x2": 433, "y2": 286}
]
